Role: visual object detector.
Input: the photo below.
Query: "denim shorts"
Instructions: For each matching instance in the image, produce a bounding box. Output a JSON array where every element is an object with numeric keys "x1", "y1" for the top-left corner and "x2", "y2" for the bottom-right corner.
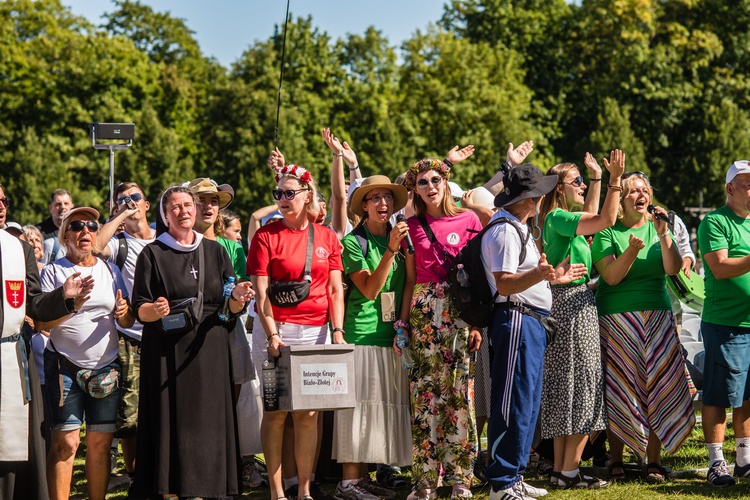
[
  {"x1": 702, "y1": 321, "x2": 750, "y2": 409},
  {"x1": 44, "y1": 349, "x2": 120, "y2": 432}
]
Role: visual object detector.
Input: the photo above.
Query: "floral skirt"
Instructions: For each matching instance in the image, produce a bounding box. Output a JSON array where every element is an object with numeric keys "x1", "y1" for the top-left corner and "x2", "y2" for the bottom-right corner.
[{"x1": 409, "y1": 282, "x2": 476, "y2": 488}]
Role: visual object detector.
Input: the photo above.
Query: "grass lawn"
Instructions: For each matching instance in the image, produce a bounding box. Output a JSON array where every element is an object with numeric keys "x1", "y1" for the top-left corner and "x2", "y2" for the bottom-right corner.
[{"x1": 75, "y1": 417, "x2": 750, "y2": 499}]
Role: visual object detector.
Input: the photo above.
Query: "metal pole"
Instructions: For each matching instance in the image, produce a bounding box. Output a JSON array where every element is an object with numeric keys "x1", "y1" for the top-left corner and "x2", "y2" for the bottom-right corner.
[{"x1": 109, "y1": 145, "x2": 115, "y2": 210}]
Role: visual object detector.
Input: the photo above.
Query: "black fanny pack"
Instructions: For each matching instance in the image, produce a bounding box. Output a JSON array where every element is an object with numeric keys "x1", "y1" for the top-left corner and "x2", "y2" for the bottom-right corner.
[
  {"x1": 269, "y1": 224, "x2": 314, "y2": 308},
  {"x1": 507, "y1": 301, "x2": 559, "y2": 345},
  {"x1": 159, "y1": 244, "x2": 205, "y2": 334}
]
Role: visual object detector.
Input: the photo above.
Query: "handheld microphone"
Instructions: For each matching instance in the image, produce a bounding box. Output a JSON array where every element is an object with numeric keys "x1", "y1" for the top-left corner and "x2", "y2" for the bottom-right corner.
[
  {"x1": 647, "y1": 204, "x2": 671, "y2": 224},
  {"x1": 396, "y1": 214, "x2": 415, "y2": 254}
]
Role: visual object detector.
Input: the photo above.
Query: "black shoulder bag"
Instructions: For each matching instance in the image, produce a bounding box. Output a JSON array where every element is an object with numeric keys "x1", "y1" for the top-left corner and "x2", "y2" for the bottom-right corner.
[
  {"x1": 160, "y1": 243, "x2": 205, "y2": 334},
  {"x1": 268, "y1": 224, "x2": 314, "y2": 307}
]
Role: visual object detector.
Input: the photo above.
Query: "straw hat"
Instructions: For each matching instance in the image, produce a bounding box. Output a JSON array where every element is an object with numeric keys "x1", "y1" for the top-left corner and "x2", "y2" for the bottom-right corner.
[
  {"x1": 188, "y1": 178, "x2": 234, "y2": 209},
  {"x1": 349, "y1": 175, "x2": 408, "y2": 217}
]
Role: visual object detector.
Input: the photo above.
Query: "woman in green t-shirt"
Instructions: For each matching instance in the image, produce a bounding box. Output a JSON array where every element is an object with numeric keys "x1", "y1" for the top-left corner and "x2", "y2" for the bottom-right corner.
[
  {"x1": 592, "y1": 172, "x2": 696, "y2": 482},
  {"x1": 538, "y1": 150, "x2": 624, "y2": 489},
  {"x1": 333, "y1": 175, "x2": 413, "y2": 500}
]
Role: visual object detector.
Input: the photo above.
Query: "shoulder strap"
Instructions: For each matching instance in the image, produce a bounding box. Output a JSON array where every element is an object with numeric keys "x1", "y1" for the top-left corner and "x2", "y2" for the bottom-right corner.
[
  {"x1": 51, "y1": 235, "x2": 60, "y2": 263},
  {"x1": 492, "y1": 217, "x2": 528, "y2": 264},
  {"x1": 350, "y1": 224, "x2": 369, "y2": 259},
  {"x1": 303, "y1": 223, "x2": 314, "y2": 279},
  {"x1": 418, "y1": 216, "x2": 436, "y2": 243},
  {"x1": 115, "y1": 233, "x2": 128, "y2": 269}
]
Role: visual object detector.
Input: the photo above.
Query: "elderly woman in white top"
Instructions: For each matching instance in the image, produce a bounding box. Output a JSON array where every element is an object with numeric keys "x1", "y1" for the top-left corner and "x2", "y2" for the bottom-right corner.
[{"x1": 39, "y1": 206, "x2": 133, "y2": 500}]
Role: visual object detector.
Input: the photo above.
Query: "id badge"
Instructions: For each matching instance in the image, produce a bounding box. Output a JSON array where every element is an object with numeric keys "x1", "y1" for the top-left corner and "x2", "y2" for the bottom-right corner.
[{"x1": 381, "y1": 291, "x2": 396, "y2": 323}]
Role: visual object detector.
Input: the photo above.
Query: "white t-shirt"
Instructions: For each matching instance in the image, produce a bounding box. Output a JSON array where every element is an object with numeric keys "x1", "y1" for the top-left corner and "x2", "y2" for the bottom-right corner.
[
  {"x1": 480, "y1": 209, "x2": 552, "y2": 311},
  {"x1": 40, "y1": 257, "x2": 127, "y2": 369},
  {"x1": 107, "y1": 232, "x2": 155, "y2": 340}
]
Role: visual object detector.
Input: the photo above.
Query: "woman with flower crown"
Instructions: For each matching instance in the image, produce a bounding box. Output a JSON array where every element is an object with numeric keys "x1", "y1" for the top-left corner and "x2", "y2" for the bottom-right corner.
[
  {"x1": 401, "y1": 156, "x2": 483, "y2": 500},
  {"x1": 247, "y1": 164, "x2": 346, "y2": 500}
]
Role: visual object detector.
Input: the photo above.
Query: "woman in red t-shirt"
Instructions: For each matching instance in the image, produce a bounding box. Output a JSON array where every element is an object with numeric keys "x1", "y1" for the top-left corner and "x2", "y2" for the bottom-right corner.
[{"x1": 248, "y1": 165, "x2": 345, "y2": 500}]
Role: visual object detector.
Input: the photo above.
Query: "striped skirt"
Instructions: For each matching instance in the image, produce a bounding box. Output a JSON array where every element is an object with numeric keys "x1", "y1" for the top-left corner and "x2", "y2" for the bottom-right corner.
[{"x1": 599, "y1": 310, "x2": 696, "y2": 458}]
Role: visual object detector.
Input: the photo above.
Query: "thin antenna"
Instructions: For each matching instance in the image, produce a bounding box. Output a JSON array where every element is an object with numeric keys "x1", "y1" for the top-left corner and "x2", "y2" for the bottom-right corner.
[{"x1": 274, "y1": 0, "x2": 291, "y2": 148}]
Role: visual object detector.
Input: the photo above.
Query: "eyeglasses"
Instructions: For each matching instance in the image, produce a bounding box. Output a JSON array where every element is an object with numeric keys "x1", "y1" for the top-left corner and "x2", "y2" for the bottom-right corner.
[
  {"x1": 566, "y1": 176, "x2": 584, "y2": 187},
  {"x1": 416, "y1": 177, "x2": 443, "y2": 189},
  {"x1": 66, "y1": 220, "x2": 99, "y2": 232},
  {"x1": 115, "y1": 193, "x2": 143, "y2": 205},
  {"x1": 622, "y1": 171, "x2": 650, "y2": 181},
  {"x1": 272, "y1": 188, "x2": 309, "y2": 201},
  {"x1": 364, "y1": 194, "x2": 394, "y2": 204},
  {"x1": 0, "y1": 197, "x2": 9, "y2": 208}
]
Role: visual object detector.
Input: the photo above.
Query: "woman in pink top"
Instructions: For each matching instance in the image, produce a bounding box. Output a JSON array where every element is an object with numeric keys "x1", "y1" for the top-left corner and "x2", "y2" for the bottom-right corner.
[{"x1": 402, "y1": 158, "x2": 483, "y2": 500}]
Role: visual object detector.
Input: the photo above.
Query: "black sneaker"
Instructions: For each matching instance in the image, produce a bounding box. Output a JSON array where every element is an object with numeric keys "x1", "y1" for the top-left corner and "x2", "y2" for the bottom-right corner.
[
  {"x1": 734, "y1": 462, "x2": 750, "y2": 478},
  {"x1": 376, "y1": 467, "x2": 409, "y2": 488},
  {"x1": 707, "y1": 460, "x2": 736, "y2": 487}
]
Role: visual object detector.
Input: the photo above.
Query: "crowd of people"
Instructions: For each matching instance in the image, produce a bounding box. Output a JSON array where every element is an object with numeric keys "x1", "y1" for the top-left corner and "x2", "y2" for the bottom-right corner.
[{"x1": 1, "y1": 134, "x2": 750, "y2": 500}]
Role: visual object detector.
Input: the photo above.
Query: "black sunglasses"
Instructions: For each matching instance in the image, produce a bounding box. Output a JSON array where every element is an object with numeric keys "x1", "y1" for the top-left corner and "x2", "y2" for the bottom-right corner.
[
  {"x1": 0, "y1": 197, "x2": 9, "y2": 208},
  {"x1": 116, "y1": 193, "x2": 144, "y2": 205},
  {"x1": 272, "y1": 188, "x2": 309, "y2": 201},
  {"x1": 416, "y1": 177, "x2": 443, "y2": 189},
  {"x1": 67, "y1": 220, "x2": 99, "y2": 232},
  {"x1": 566, "y1": 176, "x2": 584, "y2": 187},
  {"x1": 364, "y1": 194, "x2": 394, "y2": 204},
  {"x1": 622, "y1": 171, "x2": 650, "y2": 181}
]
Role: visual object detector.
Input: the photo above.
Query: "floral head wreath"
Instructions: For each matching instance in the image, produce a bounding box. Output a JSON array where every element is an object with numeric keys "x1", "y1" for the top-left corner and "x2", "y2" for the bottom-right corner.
[
  {"x1": 404, "y1": 158, "x2": 451, "y2": 191},
  {"x1": 275, "y1": 164, "x2": 313, "y2": 184}
]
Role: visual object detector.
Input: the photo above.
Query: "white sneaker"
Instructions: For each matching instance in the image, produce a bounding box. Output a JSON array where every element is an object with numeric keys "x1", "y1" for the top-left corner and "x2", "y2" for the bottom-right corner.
[
  {"x1": 334, "y1": 481, "x2": 380, "y2": 500},
  {"x1": 517, "y1": 477, "x2": 548, "y2": 498},
  {"x1": 489, "y1": 484, "x2": 531, "y2": 500}
]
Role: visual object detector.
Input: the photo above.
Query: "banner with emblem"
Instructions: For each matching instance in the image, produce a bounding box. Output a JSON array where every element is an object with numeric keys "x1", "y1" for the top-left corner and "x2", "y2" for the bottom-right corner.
[{"x1": 0, "y1": 230, "x2": 30, "y2": 460}]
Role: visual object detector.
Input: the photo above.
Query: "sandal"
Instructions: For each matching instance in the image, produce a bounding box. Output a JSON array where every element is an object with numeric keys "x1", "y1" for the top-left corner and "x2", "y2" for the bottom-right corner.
[
  {"x1": 559, "y1": 472, "x2": 610, "y2": 489},
  {"x1": 646, "y1": 462, "x2": 670, "y2": 483},
  {"x1": 608, "y1": 461, "x2": 626, "y2": 481}
]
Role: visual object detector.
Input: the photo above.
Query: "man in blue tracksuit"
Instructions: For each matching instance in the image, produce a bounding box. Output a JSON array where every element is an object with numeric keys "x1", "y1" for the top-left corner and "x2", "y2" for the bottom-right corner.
[{"x1": 480, "y1": 164, "x2": 560, "y2": 500}]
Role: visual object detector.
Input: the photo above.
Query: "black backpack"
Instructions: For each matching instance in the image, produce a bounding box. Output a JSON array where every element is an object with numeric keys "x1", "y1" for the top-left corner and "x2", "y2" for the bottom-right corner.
[
  {"x1": 114, "y1": 233, "x2": 128, "y2": 270},
  {"x1": 419, "y1": 216, "x2": 527, "y2": 328}
]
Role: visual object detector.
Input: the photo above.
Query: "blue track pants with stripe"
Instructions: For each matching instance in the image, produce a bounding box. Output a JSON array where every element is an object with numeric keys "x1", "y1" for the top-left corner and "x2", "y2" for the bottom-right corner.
[{"x1": 485, "y1": 306, "x2": 548, "y2": 491}]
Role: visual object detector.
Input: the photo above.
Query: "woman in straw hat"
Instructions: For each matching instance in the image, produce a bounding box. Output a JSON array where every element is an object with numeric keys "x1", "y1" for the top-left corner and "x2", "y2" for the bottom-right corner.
[{"x1": 332, "y1": 175, "x2": 412, "y2": 500}]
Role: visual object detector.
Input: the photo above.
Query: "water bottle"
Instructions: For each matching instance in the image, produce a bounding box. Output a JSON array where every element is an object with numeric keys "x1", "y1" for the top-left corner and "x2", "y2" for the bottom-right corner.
[
  {"x1": 395, "y1": 328, "x2": 413, "y2": 370},
  {"x1": 218, "y1": 276, "x2": 236, "y2": 322},
  {"x1": 456, "y1": 263, "x2": 471, "y2": 303}
]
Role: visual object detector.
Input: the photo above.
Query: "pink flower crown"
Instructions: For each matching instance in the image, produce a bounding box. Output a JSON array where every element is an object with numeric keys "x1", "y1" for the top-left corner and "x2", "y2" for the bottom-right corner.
[
  {"x1": 404, "y1": 158, "x2": 451, "y2": 191},
  {"x1": 275, "y1": 164, "x2": 313, "y2": 184}
]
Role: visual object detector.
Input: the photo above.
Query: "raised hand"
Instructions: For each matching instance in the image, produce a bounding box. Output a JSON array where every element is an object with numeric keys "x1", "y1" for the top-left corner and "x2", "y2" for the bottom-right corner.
[
  {"x1": 507, "y1": 140, "x2": 534, "y2": 167},
  {"x1": 446, "y1": 145, "x2": 475, "y2": 165},
  {"x1": 583, "y1": 152, "x2": 602, "y2": 179},
  {"x1": 113, "y1": 289, "x2": 129, "y2": 319},
  {"x1": 650, "y1": 205, "x2": 670, "y2": 235},
  {"x1": 321, "y1": 127, "x2": 344, "y2": 154},
  {"x1": 267, "y1": 147, "x2": 285, "y2": 172},
  {"x1": 537, "y1": 253, "x2": 557, "y2": 282},
  {"x1": 551, "y1": 255, "x2": 588, "y2": 285},
  {"x1": 603, "y1": 149, "x2": 625, "y2": 179},
  {"x1": 628, "y1": 234, "x2": 645, "y2": 252},
  {"x1": 341, "y1": 141, "x2": 358, "y2": 168}
]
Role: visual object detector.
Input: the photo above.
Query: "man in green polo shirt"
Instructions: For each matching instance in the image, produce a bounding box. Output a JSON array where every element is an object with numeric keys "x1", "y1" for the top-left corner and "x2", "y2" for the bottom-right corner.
[{"x1": 698, "y1": 160, "x2": 750, "y2": 487}]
